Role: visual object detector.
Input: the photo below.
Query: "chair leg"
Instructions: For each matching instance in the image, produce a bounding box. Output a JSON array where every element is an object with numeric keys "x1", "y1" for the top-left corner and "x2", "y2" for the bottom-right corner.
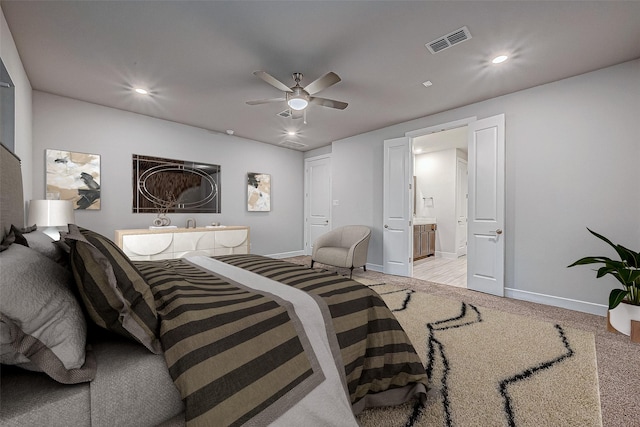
[
  {"x1": 349, "y1": 266, "x2": 354, "y2": 279},
  {"x1": 310, "y1": 260, "x2": 315, "y2": 268},
  {"x1": 363, "y1": 265, "x2": 367, "y2": 272}
]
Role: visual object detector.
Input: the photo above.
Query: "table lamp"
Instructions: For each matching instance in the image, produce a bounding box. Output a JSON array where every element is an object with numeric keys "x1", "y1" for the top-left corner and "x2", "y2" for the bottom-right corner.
[{"x1": 27, "y1": 199, "x2": 75, "y2": 240}]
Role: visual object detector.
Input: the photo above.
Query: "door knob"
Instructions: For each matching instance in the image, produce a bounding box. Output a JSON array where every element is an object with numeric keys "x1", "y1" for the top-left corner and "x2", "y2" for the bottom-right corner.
[
  {"x1": 384, "y1": 224, "x2": 389, "y2": 229},
  {"x1": 495, "y1": 229, "x2": 503, "y2": 235}
]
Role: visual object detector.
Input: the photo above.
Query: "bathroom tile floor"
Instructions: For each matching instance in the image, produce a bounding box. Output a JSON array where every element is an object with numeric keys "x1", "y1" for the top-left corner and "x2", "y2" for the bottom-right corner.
[{"x1": 413, "y1": 255, "x2": 467, "y2": 288}]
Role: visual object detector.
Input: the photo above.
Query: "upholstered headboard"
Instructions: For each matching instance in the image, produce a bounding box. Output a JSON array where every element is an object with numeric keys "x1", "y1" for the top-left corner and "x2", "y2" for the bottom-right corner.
[{"x1": 0, "y1": 143, "x2": 24, "y2": 240}]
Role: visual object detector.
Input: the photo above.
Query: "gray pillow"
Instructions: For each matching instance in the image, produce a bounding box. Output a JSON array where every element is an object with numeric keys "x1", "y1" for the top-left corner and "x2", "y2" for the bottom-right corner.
[
  {"x1": 23, "y1": 229, "x2": 65, "y2": 263},
  {"x1": 0, "y1": 243, "x2": 95, "y2": 384}
]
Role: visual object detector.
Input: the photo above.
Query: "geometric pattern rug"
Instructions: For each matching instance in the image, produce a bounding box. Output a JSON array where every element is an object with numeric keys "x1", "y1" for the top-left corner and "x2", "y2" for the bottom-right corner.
[{"x1": 356, "y1": 281, "x2": 603, "y2": 427}]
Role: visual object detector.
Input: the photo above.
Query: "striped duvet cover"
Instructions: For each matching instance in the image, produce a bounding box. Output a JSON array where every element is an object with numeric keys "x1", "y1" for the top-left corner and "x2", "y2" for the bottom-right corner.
[{"x1": 135, "y1": 254, "x2": 427, "y2": 426}]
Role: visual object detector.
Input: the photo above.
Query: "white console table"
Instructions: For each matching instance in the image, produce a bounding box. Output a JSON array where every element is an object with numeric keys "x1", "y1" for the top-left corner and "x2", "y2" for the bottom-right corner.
[{"x1": 115, "y1": 226, "x2": 250, "y2": 261}]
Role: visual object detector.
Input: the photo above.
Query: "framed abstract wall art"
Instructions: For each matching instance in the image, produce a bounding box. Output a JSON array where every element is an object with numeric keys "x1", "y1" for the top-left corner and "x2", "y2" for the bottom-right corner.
[
  {"x1": 46, "y1": 149, "x2": 101, "y2": 210},
  {"x1": 247, "y1": 172, "x2": 271, "y2": 212},
  {"x1": 133, "y1": 154, "x2": 221, "y2": 214}
]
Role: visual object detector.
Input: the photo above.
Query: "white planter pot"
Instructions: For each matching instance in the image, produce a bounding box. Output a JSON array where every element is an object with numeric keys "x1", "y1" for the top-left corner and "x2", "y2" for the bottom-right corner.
[{"x1": 608, "y1": 301, "x2": 640, "y2": 336}]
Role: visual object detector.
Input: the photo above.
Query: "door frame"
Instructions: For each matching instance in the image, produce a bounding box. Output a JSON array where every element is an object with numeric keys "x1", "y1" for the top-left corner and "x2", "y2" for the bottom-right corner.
[
  {"x1": 403, "y1": 115, "x2": 505, "y2": 296},
  {"x1": 303, "y1": 154, "x2": 332, "y2": 255},
  {"x1": 403, "y1": 117, "x2": 477, "y2": 274},
  {"x1": 456, "y1": 157, "x2": 468, "y2": 257}
]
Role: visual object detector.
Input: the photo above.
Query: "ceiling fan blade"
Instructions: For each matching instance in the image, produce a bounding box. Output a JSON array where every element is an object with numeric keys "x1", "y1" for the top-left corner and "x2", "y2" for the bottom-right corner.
[
  {"x1": 309, "y1": 96, "x2": 348, "y2": 110},
  {"x1": 253, "y1": 71, "x2": 293, "y2": 93},
  {"x1": 246, "y1": 97, "x2": 286, "y2": 105},
  {"x1": 304, "y1": 72, "x2": 341, "y2": 95}
]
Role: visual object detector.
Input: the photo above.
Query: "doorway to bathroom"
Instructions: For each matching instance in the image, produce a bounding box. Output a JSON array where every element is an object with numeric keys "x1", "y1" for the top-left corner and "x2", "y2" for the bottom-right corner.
[
  {"x1": 383, "y1": 114, "x2": 505, "y2": 295},
  {"x1": 412, "y1": 126, "x2": 468, "y2": 288}
]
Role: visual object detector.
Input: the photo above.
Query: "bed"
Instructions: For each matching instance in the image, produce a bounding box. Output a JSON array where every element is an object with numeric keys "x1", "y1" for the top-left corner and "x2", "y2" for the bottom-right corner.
[{"x1": 0, "y1": 142, "x2": 427, "y2": 426}]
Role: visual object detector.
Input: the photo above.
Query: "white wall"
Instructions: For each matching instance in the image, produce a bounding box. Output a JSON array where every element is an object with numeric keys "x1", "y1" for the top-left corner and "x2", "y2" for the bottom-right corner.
[
  {"x1": 32, "y1": 92, "x2": 305, "y2": 256},
  {"x1": 0, "y1": 7, "x2": 32, "y2": 209},
  {"x1": 331, "y1": 59, "x2": 640, "y2": 313},
  {"x1": 415, "y1": 149, "x2": 457, "y2": 256},
  {"x1": 304, "y1": 145, "x2": 331, "y2": 158},
  {"x1": 331, "y1": 133, "x2": 382, "y2": 259}
]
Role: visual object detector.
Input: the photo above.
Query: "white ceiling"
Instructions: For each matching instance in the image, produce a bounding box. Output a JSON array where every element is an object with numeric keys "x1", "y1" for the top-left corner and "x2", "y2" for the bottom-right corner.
[
  {"x1": 414, "y1": 127, "x2": 468, "y2": 155},
  {"x1": 2, "y1": 1, "x2": 639, "y2": 151}
]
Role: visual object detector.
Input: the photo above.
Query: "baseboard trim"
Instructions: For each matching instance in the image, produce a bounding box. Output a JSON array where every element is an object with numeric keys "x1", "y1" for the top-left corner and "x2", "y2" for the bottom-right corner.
[
  {"x1": 266, "y1": 250, "x2": 306, "y2": 259},
  {"x1": 505, "y1": 287, "x2": 607, "y2": 317},
  {"x1": 366, "y1": 262, "x2": 384, "y2": 273}
]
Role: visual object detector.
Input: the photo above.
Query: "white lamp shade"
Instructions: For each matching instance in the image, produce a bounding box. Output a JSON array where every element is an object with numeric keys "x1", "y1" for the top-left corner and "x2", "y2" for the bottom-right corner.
[{"x1": 28, "y1": 200, "x2": 75, "y2": 227}]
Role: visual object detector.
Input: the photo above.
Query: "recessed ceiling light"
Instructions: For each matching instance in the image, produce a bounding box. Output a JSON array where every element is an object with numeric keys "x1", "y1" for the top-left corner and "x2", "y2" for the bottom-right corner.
[
  {"x1": 134, "y1": 88, "x2": 149, "y2": 95},
  {"x1": 492, "y1": 55, "x2": 509, "y2": 64},
  {"x1": 287, "y1": 131, "x2": 297, "y2": 136},
  {"x1": 422, "y1": 81, "x2": 433, "y2": 88}
]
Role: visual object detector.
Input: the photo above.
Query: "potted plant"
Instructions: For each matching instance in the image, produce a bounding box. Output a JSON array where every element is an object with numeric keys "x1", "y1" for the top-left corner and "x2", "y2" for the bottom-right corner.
[{"x1": 568, "y1": 228, "x2": 640, "y2": 341}]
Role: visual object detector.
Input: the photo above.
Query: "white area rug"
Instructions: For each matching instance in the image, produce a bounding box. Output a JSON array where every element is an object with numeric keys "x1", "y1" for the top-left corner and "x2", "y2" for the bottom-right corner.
[{"x1": 357, "y1": 282, "x2": 602, "y2": 427}]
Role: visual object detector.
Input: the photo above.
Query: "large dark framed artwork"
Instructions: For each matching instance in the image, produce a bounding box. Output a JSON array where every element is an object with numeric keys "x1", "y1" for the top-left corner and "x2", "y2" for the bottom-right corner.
[
  {"x1": 247, "y1": 172, "x2": 271, "y2": 212},
  {"x1": 133, "y1": 154, "x2": 221, "y2": 213},
  {"x1": 46, "y1": 149, "x2": 101, "y2": 210}
]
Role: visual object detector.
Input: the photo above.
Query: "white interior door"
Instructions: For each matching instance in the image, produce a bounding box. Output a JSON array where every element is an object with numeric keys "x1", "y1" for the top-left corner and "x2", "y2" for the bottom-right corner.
[
  {"x1": 467, "y1": 114, "x2": 505, "y2": 296},
  {"x1": 383, "y1": 137, "x2": 413, "y2": 276},
  {"x1": 304, "y1": 155, "x2": 331, "y2": 255},
  {"x1": 456, "y1": 158, "x2": 468, "y2": 256}
]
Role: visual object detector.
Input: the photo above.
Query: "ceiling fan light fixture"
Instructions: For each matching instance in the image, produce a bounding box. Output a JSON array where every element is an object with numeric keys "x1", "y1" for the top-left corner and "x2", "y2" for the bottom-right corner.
[
  {"x1": 248, "y1": 70, "x2": 345, "y2": 115},
  {"x1": 288, "y1": 97, "x2": 308, "y2": 111}
]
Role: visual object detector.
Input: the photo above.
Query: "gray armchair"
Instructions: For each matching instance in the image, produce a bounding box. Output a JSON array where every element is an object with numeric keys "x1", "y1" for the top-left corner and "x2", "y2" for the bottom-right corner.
[{"x1": 310, "y1": 225, "x2": 371, "y2": 278}]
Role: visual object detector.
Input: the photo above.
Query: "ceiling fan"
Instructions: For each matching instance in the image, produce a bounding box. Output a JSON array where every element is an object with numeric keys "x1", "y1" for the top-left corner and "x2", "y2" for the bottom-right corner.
[{"x1": 246, "y1": 71, "x2": 348, "y2": 119}]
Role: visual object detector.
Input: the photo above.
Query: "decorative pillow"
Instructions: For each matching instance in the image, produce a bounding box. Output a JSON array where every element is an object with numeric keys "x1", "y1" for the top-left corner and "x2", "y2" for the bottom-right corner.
[
  {"x1": 0, "y1": 243, "x2": 96, "y2": 384},
  {"x1": 10, "y1": 224, "x2": 29, "y2": 246},
  {"x1": 21, "y1": 224, "x2": 38, "y2": 233},
  {"x1": 64, "y1": 225, "x2": 161, "y2": 354},
  {"x1": 23, "y1": 229, "x2": 66, "y2": 263},
  {"x1": 0, "y1": 231, "x2": 15, "y2": 252},
  {"x1": 0, "y1": 224, "x2": 28, "y2": 252}
]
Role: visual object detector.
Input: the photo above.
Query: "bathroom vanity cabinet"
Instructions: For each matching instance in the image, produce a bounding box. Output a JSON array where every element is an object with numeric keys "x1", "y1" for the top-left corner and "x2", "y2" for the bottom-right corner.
[{"x1": 413, "y1": 223, "x2": 436, "y2": 260}]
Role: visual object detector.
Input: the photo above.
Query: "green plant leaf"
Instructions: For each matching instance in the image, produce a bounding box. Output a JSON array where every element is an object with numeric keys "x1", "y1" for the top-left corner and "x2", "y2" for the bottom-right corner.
[
  {"x1": 569, "y1": 228, "x2": 639, "y2": 308},
  {"x1": 619, "y1": 268, "x2": 640, "y2": 284},
  {"x1": 615, "y1": 244, "x2": 640, "y2": 268},
  {"x1": 609, "y1": 289, "x2": 628, "y2": 310},
  {"x1": 587, "y1": 228, "x2": 639, "y2": 266},
  {"x1": 567, "y1": 256, "x2": 614, "y2": 268}
]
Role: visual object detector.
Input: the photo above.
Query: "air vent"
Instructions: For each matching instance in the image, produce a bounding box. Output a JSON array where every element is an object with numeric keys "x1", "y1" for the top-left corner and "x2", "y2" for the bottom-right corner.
[
  {"x1": 279, "y1": 140, "x2": 307, "y2": 150},
  {"x1": 277, "y1": 109, "x2": 292, "y2": 118},
  {"x1": 426, "y1": 26, "x2": 472, "y2": 54}
]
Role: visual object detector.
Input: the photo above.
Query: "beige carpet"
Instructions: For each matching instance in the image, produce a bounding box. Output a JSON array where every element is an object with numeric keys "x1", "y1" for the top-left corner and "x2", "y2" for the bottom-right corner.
[{"x1": 351, "y1": 280, "x2": 602, "y2": 427}]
